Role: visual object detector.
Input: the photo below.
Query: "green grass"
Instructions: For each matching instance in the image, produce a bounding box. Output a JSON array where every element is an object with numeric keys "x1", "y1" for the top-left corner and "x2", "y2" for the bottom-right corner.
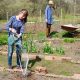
[
  {"x1": 0, "y1": 33, "x2": 8, "y2": 45},
  {"x1": 37, "y1": 32, "x2": 46, "y2": 41},
  {"x1": 0, "y1": 55, "x2": 16, "y2": 67},
  {"x1": 43, "y1": 44, "x2": 53, "y2": 54},
  {"x1": 55, "y1": 47, "x2": 65, "y2": 55},
  {"x1": 0, "y1": 20, "x2": 7, "y2": 23}
]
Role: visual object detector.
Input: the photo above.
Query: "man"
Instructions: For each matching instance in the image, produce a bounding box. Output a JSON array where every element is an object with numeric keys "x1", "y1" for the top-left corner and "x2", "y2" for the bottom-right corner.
[{"x1": 45, "y1": 0, "x2": 55, "y2": 38}]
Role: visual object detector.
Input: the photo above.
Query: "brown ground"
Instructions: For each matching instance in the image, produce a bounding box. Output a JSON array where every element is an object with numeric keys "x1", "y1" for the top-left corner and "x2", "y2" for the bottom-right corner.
[{"x1": 0, "y1": 22, "x2": 80, "y2": 80}]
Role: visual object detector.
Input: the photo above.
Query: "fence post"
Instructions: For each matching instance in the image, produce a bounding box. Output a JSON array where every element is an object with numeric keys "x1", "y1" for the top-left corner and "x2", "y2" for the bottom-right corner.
[
  {"x1": 40, "y1": 9, "x2": 42, "y2": 22},
  {"x1": 60, "y1": 8, "x2": 63, "y2": 24},
  {"x1": 6, "y1": 11, "x2": 9, "y2": 21}
]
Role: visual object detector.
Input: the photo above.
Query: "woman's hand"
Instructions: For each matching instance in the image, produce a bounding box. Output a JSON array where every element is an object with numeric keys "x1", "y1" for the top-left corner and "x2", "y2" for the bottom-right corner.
[
  {"x1": 45, "y1": 19, "x2": 48, "y2": 23},
  {"x1": 9, "y1": 28, "x2": 16, "y2": 33},
  {"x1": 16, "y1": 33, "x2": 22, "y2": 38}
]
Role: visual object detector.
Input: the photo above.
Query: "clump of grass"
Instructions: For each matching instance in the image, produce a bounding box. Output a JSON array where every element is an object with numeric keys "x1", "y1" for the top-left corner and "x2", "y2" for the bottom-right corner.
[
  {"x1": 63, "y1": 38, "x2": 75, "y2": 43},
  {"x1": 0, "y1": 33, "x2": 8, "y2": 45},
  {"x1": 50, "y1": 32, "x2": 59, "y2": 38},
  {"x1": 43, "y1": 41, "x2": 53, "y2": 54},
  {"x1": 55, "y1": 47, "x2": 65, "y2": 55},
  {"x1": 52, "y1": 33, "x2": 59, "y2": 38},
  {"x1": 59, "y1": 71, "x2": 71, "y2": 76},
  {"x1": 23, "y1": 40, "x2": 37, "y2": 53}
]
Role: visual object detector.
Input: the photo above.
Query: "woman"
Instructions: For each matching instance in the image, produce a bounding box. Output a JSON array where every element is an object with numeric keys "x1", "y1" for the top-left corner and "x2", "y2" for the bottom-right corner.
[{"x1": 6, "y1": 9, "x2": 28, "y2": 69}]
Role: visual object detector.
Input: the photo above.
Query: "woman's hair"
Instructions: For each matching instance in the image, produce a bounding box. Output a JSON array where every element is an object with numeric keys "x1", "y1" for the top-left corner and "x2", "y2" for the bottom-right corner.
[{"x1": 19, "y1": 9, "x2": 28, "y2": 23}]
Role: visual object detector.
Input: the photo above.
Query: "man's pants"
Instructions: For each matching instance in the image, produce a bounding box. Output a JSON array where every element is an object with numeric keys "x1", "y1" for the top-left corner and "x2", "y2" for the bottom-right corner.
[
  {"x1": 8, "y1": 37, "x2": 22, "y2": 66},
  {"x1": 46, "y1": 23, "x2": 51, "y2": 37}
]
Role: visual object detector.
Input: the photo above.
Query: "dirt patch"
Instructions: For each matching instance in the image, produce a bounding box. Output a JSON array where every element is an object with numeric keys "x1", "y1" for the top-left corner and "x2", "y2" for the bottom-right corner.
[{"x1": 0, "y1": 71, "x2": 78, "y2": 80}]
